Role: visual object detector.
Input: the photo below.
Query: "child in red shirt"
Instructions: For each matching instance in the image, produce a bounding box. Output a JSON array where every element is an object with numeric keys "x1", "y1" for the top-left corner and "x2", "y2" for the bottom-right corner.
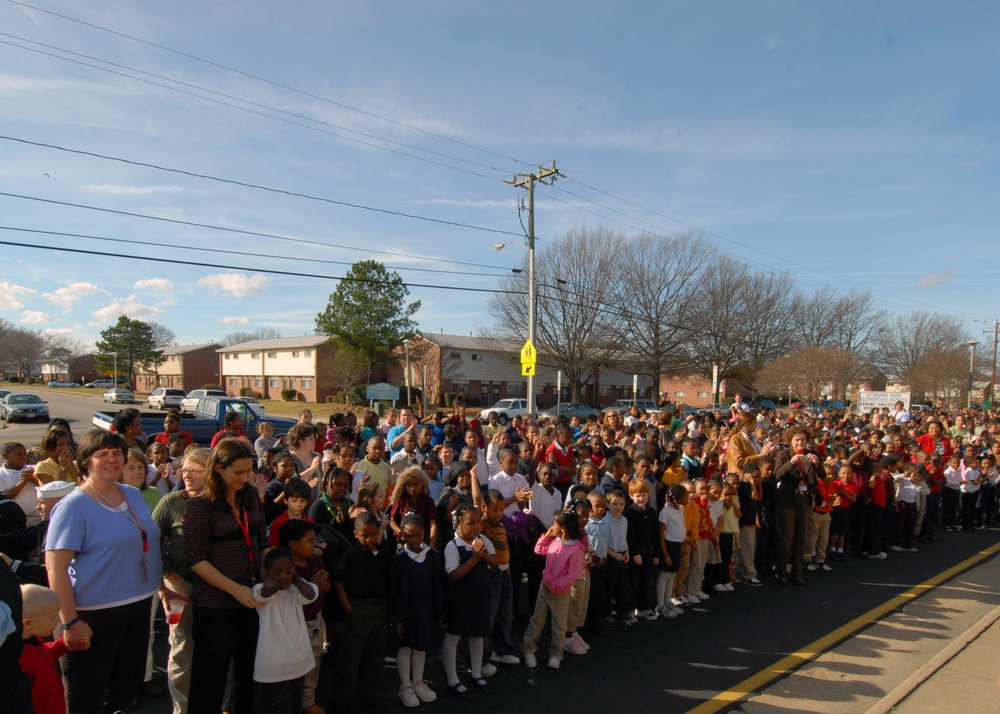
[{"x1": 20, "y1": 584, "x2": 76, "y2": 714}]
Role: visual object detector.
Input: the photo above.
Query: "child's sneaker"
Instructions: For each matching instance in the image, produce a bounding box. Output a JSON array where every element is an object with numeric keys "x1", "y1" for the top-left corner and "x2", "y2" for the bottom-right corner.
[
  {"x1": 713, "y1": 583, "x2": 727, "y2": 593},
  {"x1": 655, "y1": 605, "x2": 678, "y2": 619},
  {"x1": 670, "y1": 605, "x2": 685, "y2": 616},
  {"x1": 670, "y1": 596, "x2": 686, "y2": 607},
  {"x1": 547, "y1": 656, "x2": 561, "y2": 670},
  {"x1": 479, "y1": 662, "x2": 497, "y2": 677},
  {"x1": 639, "y1": 609, "x2": 658, "y2": 621},
  {"x1": 820, "y1": 563, "x2": 833, "y2": 572},
  {"x1": 491, "y1": 653, "x2": 521, "y2": 665},
  {"x1": 523, "y1": 652, "x2": 537, "y2": 669},
  {"x1": 889, "y1": 545, "x2": 905, "y2": 552},
  {"x1": 563, "y1": 637, "x2": 587, "y2": 655},
  {"x1": 806, "y1": 563, "x2": 818, "y2": 572},
  {"x1": 694, "y1": 591, "x2": 711, "y2": 601},
  {"x1": 576, "y1": 634, "x2": 590, "y2": 651},
  {"x1": 412, "y1": 680, "x2": 437, "y2": 703},
  {"x1": 399, "y1": 684, "x2": 420, "y2": 709},
  {"x1": 723, "y1": 583, "x2": 735, "y2": 592}
]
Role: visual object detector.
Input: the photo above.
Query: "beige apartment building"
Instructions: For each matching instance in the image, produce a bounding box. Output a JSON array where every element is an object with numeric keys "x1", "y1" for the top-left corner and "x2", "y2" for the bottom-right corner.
[{"x1": 217, "y1": 335, "x2": 334, "y2": 402}]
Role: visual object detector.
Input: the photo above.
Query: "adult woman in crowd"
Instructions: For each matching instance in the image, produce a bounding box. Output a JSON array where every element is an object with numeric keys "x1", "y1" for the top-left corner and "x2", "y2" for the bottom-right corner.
[
  {"x1": 46, "y1": 429, "x2": 162, "y2": 713},
  {"x1": 151, "y1": 446, "x2": 211, "y2": 714},
  {"x1": 772, "y1": 426, "x2": 822, "y2": 586},
  {"x1": 253, "y1": 421, "x2": 277, "y2": 461},
  {"x1": 113, "y1": 407, "x2": 146, "y2": 449},
  {"x1": 604, "y1": 408, "x2": 623, "y2": 439},
  {"x1": 917, "y1": 420, "x2": 953, "y2": 459},
  {"x1": 727, "y1": 412, "x2": 774, "y2": 475},
  {"x1": 287, "y1": 423, "x2": 322, "y2": 487},
  {"x1": 184, "y1": 439, "x2": 265, "y2": 714}
]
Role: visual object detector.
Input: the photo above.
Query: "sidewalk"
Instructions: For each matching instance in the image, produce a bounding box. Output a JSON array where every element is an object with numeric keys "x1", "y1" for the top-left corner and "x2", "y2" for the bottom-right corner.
[{"x1": 734, "y1": 550, "x2": 1000, "y2": 713}]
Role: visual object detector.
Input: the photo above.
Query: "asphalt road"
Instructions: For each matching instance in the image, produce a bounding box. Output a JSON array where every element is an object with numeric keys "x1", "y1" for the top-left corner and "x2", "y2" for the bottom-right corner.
[
  {"x1": 0, "y1": 386, "x2": 122, "y2": 447},
  {"x1": 127, "y1": 526, "x2": 1000, "y2": 714}
]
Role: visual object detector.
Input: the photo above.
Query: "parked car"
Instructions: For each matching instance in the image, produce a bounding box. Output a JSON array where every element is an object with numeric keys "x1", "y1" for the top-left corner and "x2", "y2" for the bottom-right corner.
[
  {"x1": 104, "y1": 388, "x2": 136, "y2": 404},
  {"x1": 478, "y1": 398, "x2": 529, "y2": 425},
  {"x1": 47, "y1": 380, "x2": 81, "y2": 388},
  {"x1": 705, "y1": 402, "x2": 732, "y2": 414},
  {"x1": 147, "y1": 387, "x2": 187, "y2": 410},
  {"x1": 93, "y1": 396, "x2": 295, "y2": 445},
  {"x1": 0, "y1": 389, "x2": 12, "y2": 402},
  {"x1": 84, "y1": 379, "x2": 115, "y2": 389},
  {"x1": 789, "y1": 400, "x2": 807, "y2": 409},
  {"x1": 607, "y1": 398, "x2": 661, "y2": 415},
  {"x1": 180, "y1": 389, "x2": 228, "y2": 413},
  {"x1": 240, "y1": 396, "x2": 265, "y2": 416},
  {"x1": 0, "y1": 393, "x2": 50, "y2": 423},
  {"x1": 537, "y1": 402, "x2": 599, "y2": 421},
  {"x1": 816, "y1": 399, "x2": 847, "y2": 412}
]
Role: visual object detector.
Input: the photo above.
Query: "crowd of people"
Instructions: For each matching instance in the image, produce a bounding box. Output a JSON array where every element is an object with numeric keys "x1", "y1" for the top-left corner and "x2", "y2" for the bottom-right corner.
[{"x1": 0, "y1": 395, "x2": 997, "y2": 714}]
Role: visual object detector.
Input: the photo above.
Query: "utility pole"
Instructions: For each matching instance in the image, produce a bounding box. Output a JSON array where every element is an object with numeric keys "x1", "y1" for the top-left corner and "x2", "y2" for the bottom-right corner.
[
  {"x1": 506, "y1": 161, "x2": 561, "y2": 418},
  {"x1": 985, "y1": 320, "x2": 999, "y2": 407}
]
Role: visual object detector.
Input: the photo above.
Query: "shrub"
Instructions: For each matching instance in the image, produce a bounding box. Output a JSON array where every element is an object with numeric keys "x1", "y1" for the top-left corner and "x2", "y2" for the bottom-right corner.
[
  {"x1": 325, "y1": 395, "x2": 336, "y2": 403},
  {"x1": 200, "y1": 383, "x2": 225, "y2": 391},
  {"x1": 239, "y1": 387, "x2": 250, "y2": 397},
  {"x1": 280, "y1": 388, "x2": 299, "y2": 402}
]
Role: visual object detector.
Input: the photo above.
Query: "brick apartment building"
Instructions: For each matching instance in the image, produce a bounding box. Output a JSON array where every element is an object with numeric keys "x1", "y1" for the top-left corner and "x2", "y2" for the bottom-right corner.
[{"x1": 134, "y1": 343, "x2": 222, "y2": 392}]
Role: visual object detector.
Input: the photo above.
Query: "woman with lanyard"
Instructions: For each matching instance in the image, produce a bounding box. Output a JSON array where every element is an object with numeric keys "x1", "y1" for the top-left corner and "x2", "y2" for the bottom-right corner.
[
  {"x1": 183, "y1": 439, "x2": 266, "y2": 714},
  {"x1": 772, "y1": 426, "x2": 823, "y2": 586},
  {"x1": 287, "y1": 422, "x2": 323, "y2": 490},
  {"x1": 46, "y1": 429, "x2": 162, "y2": 713},
  {"x1": 151, "y1": 446, "x2": 211, "y2": 714},
  {"x1": 917, "y1": 420, "x2": 954, "y2": 460}
]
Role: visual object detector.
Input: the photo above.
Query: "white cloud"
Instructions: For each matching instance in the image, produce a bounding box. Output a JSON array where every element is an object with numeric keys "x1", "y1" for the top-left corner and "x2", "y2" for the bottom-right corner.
[
  {"x1": 198, "y1": 273, "x2": 271, "y2": 299},
  {"x1": 1, "y1": 281, "x2": 37, "y2": 309},
  {"x1": 43, "y1": 282, "x2": 108, "y2": 311},
  {"x1": 412, "y1": 198, "x2": 516, "y2": 209},
  {"x1": 91, "y1": 295, "x2": 165, "y2": 322},
  {"x1": 44, "y1": 326, "x2": 83, "y2": 336},
  {"x1": 81, "y1": 184, "x2": 196, "y2": 197},
  {"x1": 915, "y1": 270, "x2": 952, "y2": 290},
  {"x1": 133, "y1": 278, "x2": 175, "y2": 291},
  {"x1": 20, "y1": 310, "x2": 52, "y2": 324},
  {"x1": 219, "y1": 316, "x2": 250, "y2": 325},
  {"x1": 766, "y1": 34, "x2": 781, "y2": 52}
]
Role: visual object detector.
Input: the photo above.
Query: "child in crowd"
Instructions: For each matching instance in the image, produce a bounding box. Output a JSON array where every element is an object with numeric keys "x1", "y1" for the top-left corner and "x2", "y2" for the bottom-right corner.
[
  {"x1": 719, "y1": 480, "x2": 742, "y2": 585},
  {"x1": 706, "y1": 480, "x2": 729, "y2": 592},
  {"x1": 443, "y1": 503, "x2": 498, "y2": 698},
  {"x1": 584, "y1": 492, "x2": 610, "y2": 635},
  {"x1": 20, "y1": 584, "x2": 72, "y2": 714},
  {"x1": 976, "y1": 454, "x2": 998, "y2": 527},
  {"x1": 672, "y1": 480, "x2": 701, "y2": 606},
  {"x1": 122, "y1": 447, "x2": 161, "y2": 512},
  {"x1": 356, "y1": 481, "x2": 392, "y2": 550},
  {"x1": 268, "y1": 477, "x2": 314, "y2": 547},
  {"x1": 521, "y1": 510, "x2": 587, "y2": 670},
  {"x1": 528, "y1": 462, "x2": 562, "y2": 529},
  {"x1": 436, "y1": 460, "x2": 474, "y2": 547},
  {"x1": 960, "y1": 453, "x2": 982, "y2": 532},
  {"x1": 264, "y1": 452, "x2": 297, "y2": 523},
  {"x1": 390, "y1": 432, "x2": 425, "y2": 474},
  {"x1": 252, "y1": 547, "x2": 320, "y2": 714},
  {"x1": 599, "y1": 456, "x2": 628, "y2": 496},
  {"x1": 353, "y1": 436, "x2": 392, "y2": 506},
  {"x1": 891, "y1": 465, "x2": 922, "y2": 551},
  {"x1": 942, "y1": 454, "x2": 963, "y2": 531},
  {"x1": 804, "y1": 464, "x2": 836, "y2": 572},
  {"x1": 563, "y1": 498, "x2": 593, "y2": 654},
  {"x1": 734, "y1": 466, "x2": 762, "y2": 585},
  {"x1": 830, "y1": 465, "x2": 858, "y2": 561},
  {"x1": 278, "y1": 519, "x2": 330, "y2": 714},
  {"x1": 624, "y1": 479, "x2": 658, "y2": 620},
  {"x1": 656, "y1": 484, "x2": 688, "y2": 618},
  {"x1": 865, "y1": 460, "x2": 888, "y2": 559},
  {"x1": 33, "y1": 429, "x2": 80, "y2": 484},
  {"x1": 600, "y1": 490, "x2": 631, "y2": 628},
  {"x1": 391, "y1": 514, "x2": 443, "y2": 708},
  {"x1": 308, "y1": 467, "x2": 354, "y2": 543},
  {"x1": 390, "y1": 467, "x2": 438, "y2": 545},
  {"x1": 146, "y1": 441, "x2": 177, "y2": 495},
  {"x1": 423, "y1": 455, "x2": 445, "y2": 503},
  {"x1": 0, "y1": 441, "x2": 40, "y2": 527},
  {"x1": 333, "y1": 512, "x2": 393, "y2": 713}
]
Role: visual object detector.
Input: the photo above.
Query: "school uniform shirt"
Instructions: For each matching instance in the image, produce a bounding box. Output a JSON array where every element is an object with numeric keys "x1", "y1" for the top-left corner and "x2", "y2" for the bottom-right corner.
[
  {"x1": 527, "y1": 483, "x2": 562, "y2": 529},
  {"x1": 252, "y1": 581, "x2": 319, "y2": 683},
  {"x1": 943, "y1": 467, "x2": 963, "y2": 491},
  {"x1": 489, "y1": 470, "x2": 529, "y2": 517},
  {"x1": 443, "y1": 534, "x2": 496, "y2": 573},
  {"x1": 836, "y1": 480, "x2": 859, "y2": 508},
  {"x1": 0, "y1": 465, "x2": 39, "y2": 527},
  {"x1": 351, "y1": 458, "x2": 392, "y2": 504},
  {"x1": 658, "y1": 504, "x2": 687, "y2": 543},
  {"x1": 544, "y1": 442, "x2": 575, "y2": 485},
  {"x1": 896, "y1": 479, "x2": 920, "y2": 504},
  {"x1": 961, "y1": 468, "x2": 982, "y2": 494},
  {"x1": 584, "y1": 517, "x2": 609, "y2": 559},
  {"x1": 601, "y1": 513, "x2": 628, "y2": 553},
  {"x1": 814, "y1": 480, "x2": 836, "y2": 513}
]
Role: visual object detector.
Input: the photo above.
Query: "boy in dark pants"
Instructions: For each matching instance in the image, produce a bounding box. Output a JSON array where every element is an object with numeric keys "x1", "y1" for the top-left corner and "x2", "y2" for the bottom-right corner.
[
  {"x1": 600, "y1": 490, "x2": 632, "y2": 628},
  {"x1": 584, "y1": 492, "x2": 609, "y2": 635},
  {"x1": 333, "y1": 512, "x2": 392, "y2": 713}
]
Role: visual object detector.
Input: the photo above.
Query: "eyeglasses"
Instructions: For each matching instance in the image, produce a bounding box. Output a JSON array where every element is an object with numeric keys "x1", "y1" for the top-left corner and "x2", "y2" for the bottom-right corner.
[{"x1": 179, "y1": 467, "x2": 206, "y2": 475}]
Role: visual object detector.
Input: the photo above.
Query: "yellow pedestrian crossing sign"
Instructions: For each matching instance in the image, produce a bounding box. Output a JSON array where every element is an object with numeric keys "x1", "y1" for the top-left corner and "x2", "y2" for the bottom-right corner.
[{"x1": 520, "y1": 339, "x2": 537, "y2": 377}]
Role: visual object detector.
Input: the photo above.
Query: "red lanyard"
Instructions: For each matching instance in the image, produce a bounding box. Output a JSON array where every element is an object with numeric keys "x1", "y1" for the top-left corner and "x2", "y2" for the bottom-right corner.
[
  {"x1": 232, "y1": 506, "x2": 256, "y2": 568},
  {"x1": 120, "y1": 491, "x2": 149, "y2": 570}
]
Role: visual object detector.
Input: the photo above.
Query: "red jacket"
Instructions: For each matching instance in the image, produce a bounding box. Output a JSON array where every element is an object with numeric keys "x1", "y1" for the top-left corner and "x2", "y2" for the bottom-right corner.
[
  {"x1": 917, "y1": 434, "x2": 953, "y2": 460},
  {"x1": 20, "y1": 636, "x2": 68, "y2": 714}
]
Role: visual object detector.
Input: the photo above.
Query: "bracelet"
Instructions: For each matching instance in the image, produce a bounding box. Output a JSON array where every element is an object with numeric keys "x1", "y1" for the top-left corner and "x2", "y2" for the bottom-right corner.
[{"x1": 62, "y1": 617, "x2": 81, "y2": 629}]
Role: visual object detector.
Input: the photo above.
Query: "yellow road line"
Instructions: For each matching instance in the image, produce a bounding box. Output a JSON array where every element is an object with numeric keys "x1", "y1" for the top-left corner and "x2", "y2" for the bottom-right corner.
[{"x1": 686, "y1": 542, "x2": 1000, "y2": 714}]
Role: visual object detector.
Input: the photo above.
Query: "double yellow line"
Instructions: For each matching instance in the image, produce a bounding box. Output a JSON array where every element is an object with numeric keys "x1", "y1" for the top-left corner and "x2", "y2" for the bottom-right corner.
[{"x1": 687, "y1": 542, "x2": 1000, "y2": 714}]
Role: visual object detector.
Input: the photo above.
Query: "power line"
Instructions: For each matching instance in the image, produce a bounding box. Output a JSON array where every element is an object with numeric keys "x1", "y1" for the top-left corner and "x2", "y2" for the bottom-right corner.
[
  {"x1": 4, "y1": 0, "x2": 530, "y2": 166},
  {"x1": 0, "y1": 191, "x2": 515, "y2": 272},
  {"x1": 0, "y1": 225, "x2": 508, "y2": 279},
  {"x1": 0, "y1": 38, "x2": 504, "y2": 182},
  {"x1": 0, "y1": 135, "x2": 524, "y2": 239}
]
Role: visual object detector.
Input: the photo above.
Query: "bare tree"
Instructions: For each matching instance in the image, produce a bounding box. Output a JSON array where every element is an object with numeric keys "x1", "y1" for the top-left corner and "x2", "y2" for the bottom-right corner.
[
  {"x1": 486, "y1": 226, "x2": 625, "y2": 401},
  {"x1": 756, "y1": 346, "x2": 858, "y2": 402},
  {"x1": 317, "y1": 339, "x2": 369, "y2": 404},
  {"x1": 613, "y1": 231, "x2": 709, "y2": 396},
  {"x1": 221, "y1": 327, "x2": 283, "y2": 347},
  {"x1": 875, "y1": 312, "x2": 966, "y2": 378},
  {"x1": 0, "y1": 326, "x2": 47, "y2": 379}
]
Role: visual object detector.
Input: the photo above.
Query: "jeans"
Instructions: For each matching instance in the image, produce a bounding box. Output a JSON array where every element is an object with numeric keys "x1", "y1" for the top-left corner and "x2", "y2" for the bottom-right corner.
[
  {"x1": 774, "y1": 495, "x2": 811, "y2": 580},
  {"x1": 253, "y1": 677, "x2": 303, "y2": 714},
  {"x1": 63, "y1": 596, "x2": 153, "y2": 714},
  {"x1": 486, "y1": 569, "x2": 517, "y2": 658},
  {"x1": 189, "y1": 606, "x2": 259, "y2": 714}
]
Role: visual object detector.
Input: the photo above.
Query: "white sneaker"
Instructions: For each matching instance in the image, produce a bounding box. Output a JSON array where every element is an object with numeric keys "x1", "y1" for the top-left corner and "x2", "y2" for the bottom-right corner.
[
  {"x1": 575, "y1": 633, "x2": 590, "y2": 651},
  {"x1": 713, "y1": 584, "x2": 727, "y2": 593},
  {"x1": 491, "y1": 653, "x2": 521, "y2": 665},
  {"x1": 639, "y1": 608, "x2": 659, "y2": 621},
  {"x1": 695, "y1": 591, "x2": 711, "y2": 601},
  {"x1": 655, "y1": 605, "x2": 678, "y2": 619},
  {"x1": 480, "y1": 662, "x2": 497, "y2": 677},
  {"x1": 670, "y1": 596, "x2": 686, "y2": 607},
  {"x1": 889, "y1": 545, "x2": 905, "y2": 552},
  {"x1": 563, "y1": 637, "x2": 587, "y2": 655},
  {"x1": 670, "y1": 605, "x2": 685, "y2": 616},
  {"x1": 724, "y1": 583, "x2": 735, "y2": 592},
  {"x1": 412, "y1": 680, "x2": 437, "y2": 703},
  {"x1": 523, "y1": 652, "x2": 537, "y2": 669},
  {"x1": 547, "y1": 656, "x2": 561, "y2": 670},
  {"x1": 399, "y1": 684, "x2": 419, "y2": 708}
]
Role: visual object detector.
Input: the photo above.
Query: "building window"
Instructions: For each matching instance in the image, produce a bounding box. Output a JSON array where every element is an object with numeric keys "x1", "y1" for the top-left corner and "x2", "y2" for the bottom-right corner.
[
  {"x1": 301, "y1": 378, "x2": 313, "y2": 389},
  {"x1": 507, "y1": 382, "x2": 524, "y2": 395},
  {"x1": 255, "y1": 377, "x2": 263, "y2": 388},
  {"x1": 267, "y1": 352, "x2": 277, "y2": 359},
  {"x1": 251, "y1": 352, "x2": 259, "y2": 359},
  {"x1": 292, "y1": 351, "x2": 299, "y2": 358},
  {"x1": 225, "y1": 354, "x2": 231, "y2": 360},
  {"x1": 697, "y1": 391, "x2": 710, "y2": 398},
  {"x1": 232, "y1": 353, "x2": 238, "y2": 359},
  {"x1": 269, "y1": 378, "x2": 281, "y2": 388},
  {"x1": 450, "y1": 351, "x2": 461, "y2": 359},
  {"x1": 453, "y1": 382, "x2": 469, "y2": 394},
  {"x1": 471, "y1": 353, "x2": 482, "y2": 361},
  {"x1": 599, "y1": 385, "x2": 613, "y2": 397},
  {"x1": 304, "y1": 350, "x2": 312, "y2": 357},
  {"x1": 675, "y1": 391, "x2": 687, "y2": 398},
  {"x1": 229, "y1": 377, "x2": 238, "y2": 386}
]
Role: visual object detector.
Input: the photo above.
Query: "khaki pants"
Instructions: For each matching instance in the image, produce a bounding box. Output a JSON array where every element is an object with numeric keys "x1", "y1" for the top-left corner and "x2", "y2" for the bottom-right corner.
[
  {"x1": 685, "y1": 538, "x2": 707, "y2": 596},
  {"x1": 522, "y1": 587, "x2": 571, "y2": 661},
  {"x1": 303, "y1": 615, "x2": 325, "y2": 707},
  {"x1": 567, "y1": 577, "x2": 590, "y2": 632},
  {"x1": 166, "y1": 599, "x2": 194, "y2": 714},
  {"x1": 805, "y1": 511, "x2": 831, "y2": 564},
  {"x1": 674, "y1": 541, "x2": 692, "y2": 597},
  {"x1": 735, "y1": 526, "x2": 757, "y2": 580}
]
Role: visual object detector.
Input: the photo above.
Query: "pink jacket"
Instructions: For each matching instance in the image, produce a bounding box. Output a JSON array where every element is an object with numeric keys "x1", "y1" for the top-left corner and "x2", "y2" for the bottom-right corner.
[{"x1": 535, "y1": 535, "x2": 586, "y2": 595}]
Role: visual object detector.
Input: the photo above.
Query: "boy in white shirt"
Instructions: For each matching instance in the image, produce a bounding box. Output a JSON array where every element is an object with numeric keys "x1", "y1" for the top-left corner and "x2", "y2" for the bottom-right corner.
[
  {"x1": 959, "y1": 454, "x2": 983, "y2": 532},
  {"x1": 0, "y1": 442, "x2": 40, "y2": 527}
]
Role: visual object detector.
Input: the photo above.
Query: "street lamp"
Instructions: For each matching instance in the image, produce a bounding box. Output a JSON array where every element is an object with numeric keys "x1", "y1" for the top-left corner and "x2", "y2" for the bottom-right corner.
[
  {"x1": 965, "y1": 339, "x2": 979, "y2": 409},
  {"x1": 402, "y1": 338, "x2": 412, "y2": 408},
  {"x1": 494, "y1": 241, "x2": 536, "y2": 417}
]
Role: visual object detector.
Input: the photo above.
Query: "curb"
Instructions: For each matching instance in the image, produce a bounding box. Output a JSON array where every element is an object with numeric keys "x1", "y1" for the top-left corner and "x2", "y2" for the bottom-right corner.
[{"x1": 864, "y1": 603, "x2": 1000, "y2": 714}]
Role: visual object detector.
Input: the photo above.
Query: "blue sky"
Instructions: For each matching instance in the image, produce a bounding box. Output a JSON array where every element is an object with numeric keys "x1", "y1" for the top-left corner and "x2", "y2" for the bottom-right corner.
[{"x1": 1, "y1": 0, "x2": 998, "y2": 350}]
